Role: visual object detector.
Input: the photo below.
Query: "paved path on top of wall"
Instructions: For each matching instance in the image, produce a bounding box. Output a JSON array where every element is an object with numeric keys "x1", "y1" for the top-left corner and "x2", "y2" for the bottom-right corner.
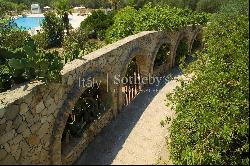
[{"x1": 75, "y1": 68, "x2": 183, "y2": 165}]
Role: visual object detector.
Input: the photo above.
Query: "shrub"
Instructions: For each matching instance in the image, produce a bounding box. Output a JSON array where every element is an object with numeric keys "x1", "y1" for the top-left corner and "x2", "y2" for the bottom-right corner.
[
  {"x1": 0, "y1": 29, "x2": 30, "y2": 49},
  {"x1": 0, "y1": 17, "x2": 30, "y2": 49},
  {"x1": 0, "y1": 39, "x2": 63, "y2": 93},
  {"x1": 62, "y1": 29, "x2": 105, "y2": 63},
  {"x1": 105, "y1": 6, "x2": 137, "y2": 43},
  {"x1": 0, "y1": 0, "x2": 27, "y2": 17},
  {"x1": 83, "y1": 40, "x2": 106, "y2": 56},
  {"x1": 32, "y1": 32, "x2": 49, "y2": 49},
  {"x1": 219, "y1": 0, "x2": 249, "y2": 17},
  {"x1": 63, "y1": 28, "x2": 88, "y2": 63},
  {"x1": 167, "y1": 1, "x2": 249, "y2": 164},
  {"x1": 105, "y1": 4, "x2": 208, "y2": 43}
]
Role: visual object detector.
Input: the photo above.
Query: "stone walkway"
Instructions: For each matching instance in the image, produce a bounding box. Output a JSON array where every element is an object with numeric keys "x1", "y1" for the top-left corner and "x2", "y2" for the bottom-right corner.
[{"x1": 75, "y1": 68, "x2": 183, "y2": 165}]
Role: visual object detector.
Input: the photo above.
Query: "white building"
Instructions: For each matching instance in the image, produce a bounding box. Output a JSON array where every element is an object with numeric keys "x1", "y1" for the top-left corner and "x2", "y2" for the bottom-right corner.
[{"x1": 31, "y1": 4, "x2": 41, "y2": 14}]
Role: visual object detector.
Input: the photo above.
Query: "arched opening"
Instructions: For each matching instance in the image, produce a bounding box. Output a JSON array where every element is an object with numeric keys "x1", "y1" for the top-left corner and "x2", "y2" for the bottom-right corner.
[
  {"x1": 60, "y1": 83, "x2": 112, "y2": 162},
  {"x1": 191, "y1": 31, "x2": 203, "y2": 53},
  {"x1": 153, "y1": 43, "x2": 171, "y2": 75},
  {"x1": 118, "y1": 49, "x2": 151, "y2": 107},
  {"x1": 122, "y1": 57, "x2": 142, "y2": 106},
  {"x1": 175, "y1": 37, "x2": 189, "y2": 66}
]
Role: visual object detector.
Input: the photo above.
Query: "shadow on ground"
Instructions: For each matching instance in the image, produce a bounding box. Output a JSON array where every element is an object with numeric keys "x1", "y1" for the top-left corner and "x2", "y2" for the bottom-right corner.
[{"x1": 74, "y1": 67, "x2": 182, "y2": 165}]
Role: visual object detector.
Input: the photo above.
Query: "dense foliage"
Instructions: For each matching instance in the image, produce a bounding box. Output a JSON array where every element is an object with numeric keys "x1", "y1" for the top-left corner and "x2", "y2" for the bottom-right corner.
[
  {"x1": 0, "y1": 18, "x2": 30, "y2": 49},
  {"x1": 0, "y1": 40, "x2": 63, "y2": 93},
  {"x1": 105, "y1": 6, "x2": 137, "y2": 43},
  {"x1": 106, "y1": 4, "x2": 208, "y2": 43},
  {"x1": 62, "y1": 28, "x2": 106, "y2": 63},
  {"x1": 63, "y1": 28, "x2": 87, "y2": 63},
  {"x1": 0, "y1": 17, "x2": 63, "y2": 92},
  {"x1": 80, "y1": 10, "x2": 115, "y2": 40},
  {"x1": 167, "y1": 1, "x2": 249, "y2": 164},
  {"x1": 0, "y1": 0, "x2": 27, "y2": 16}
]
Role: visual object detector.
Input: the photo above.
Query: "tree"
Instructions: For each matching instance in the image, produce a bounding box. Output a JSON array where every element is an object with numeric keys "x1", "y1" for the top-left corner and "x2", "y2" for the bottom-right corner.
[
  {"x1": 54, "y1": 0, "x2": 73, "y2": 35},
  {"x1": 80, "y1": 10, "x2": 115, "y2": 40},
  {"x1": 42, "y1": 12, "x2": 64, "y2": 48}
]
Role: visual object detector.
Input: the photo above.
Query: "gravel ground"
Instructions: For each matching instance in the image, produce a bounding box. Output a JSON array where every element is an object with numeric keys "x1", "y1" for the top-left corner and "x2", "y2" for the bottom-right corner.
[{"x1": 75, "y1": 67, "x2": 183, "y2": 165}]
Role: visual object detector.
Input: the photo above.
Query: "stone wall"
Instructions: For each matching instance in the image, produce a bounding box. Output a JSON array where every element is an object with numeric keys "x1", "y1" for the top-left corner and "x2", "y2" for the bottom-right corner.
[{"x1": 0, "y1": 26, "x2": 203, "y2": 165}]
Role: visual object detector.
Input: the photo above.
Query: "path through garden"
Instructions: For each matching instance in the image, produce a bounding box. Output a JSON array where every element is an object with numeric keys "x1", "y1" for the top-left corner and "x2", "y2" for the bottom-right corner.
[{"x1": 75, "y1": 67, "x2": 184, "y2": 165}]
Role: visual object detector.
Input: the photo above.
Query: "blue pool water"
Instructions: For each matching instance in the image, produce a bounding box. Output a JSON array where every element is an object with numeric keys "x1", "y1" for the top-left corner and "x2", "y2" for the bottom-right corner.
[{"x1": 13, "y1": 17, "x2": 45, "y2": 30}]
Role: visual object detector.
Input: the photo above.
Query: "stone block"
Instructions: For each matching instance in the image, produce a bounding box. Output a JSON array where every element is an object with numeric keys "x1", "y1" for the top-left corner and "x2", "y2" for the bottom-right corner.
[
  {"x1": 38, "y1": 122, "x2": 50, "y2": 139},
  {"x1": 1, "y1": 154, "x2": 18, "y2": 165},
  {"x1": 12, "y1": 134, "x2": 23, "y2": 145},
  {"x1": 5, "y1": 121, "x2": 13, "y2": 131},
  {"x1": 0, "y1": 117, "x2": 6, "y2": 125},
  {"x1": 17, "y1": 123, "x2": 28, "y2": 134},
  {"x1": 14, "y1": 148, "x2": 21, "y2": 161},
  {"x1": 21, "y1": 128, "x2": 31, "y2": 138},
  {"x1": 30, "y1": 123, "x2": 41, "y2": 133},
  {"x1": 0, "y1": 123, "x2": 6, "y2": 134},
  {"x1": 13, "y1": 115, "x2": 22, "y2": 130},
  {"x1": 5, "y1": 105, "x2": 19, "y2": 121},
  {"x1": 0, "y1": 108, "x2": 6, "y2": 119},
  {"x1": 9, "y1": 143, "x2": 20, "y2": 160},
  {"x1": 27, "y1": 134, "x2": 40, "y2": 145},
  {"x1": 20, "y1": 103, "x2": 29, "y2": 115},
  {"x1": 3, "y1": 143, "x2": 10, "y2": 153},
  {"x1": 36, "y1": 101, "x2": 45, "y2": 114},
  {"x1": 0, "y1": 149, "x2": 8, "y2": 160},
  {"x1": 0, "y1": 129, "x2": 15, "y2": 145},
  {"x1": 19, "y1": 140, "x2": 29, "y2": 158},
  {"x1": 44, "y1": 96, "x2": 54, "y2": 108},
  {"x1": 67, "y1": 75, "x2": 74, "y2": 86}
]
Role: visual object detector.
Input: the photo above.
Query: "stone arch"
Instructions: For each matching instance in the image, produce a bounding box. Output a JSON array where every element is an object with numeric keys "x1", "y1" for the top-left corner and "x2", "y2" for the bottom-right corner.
[
  {"x1": 120, "y1": 47, "x2": 151, "y2": 78},
  {"x1": 175, "y1": 31, "x2": 190, "y2": 51},
  {"x1": 49, "y1": 71, "x2": 114, "y2": 165},
  {"x1": 190, "y1": 28, "x2": 203, "y2": 52},
  {"x1": 172, "y1": 32, "x2": 190, "y2": 66},
  {"x1": 150, "y1": 35, "x2": 175, "y2": 75},
  {"x1": 116, "y1": 47, "x2": 151, "y2": 109}
]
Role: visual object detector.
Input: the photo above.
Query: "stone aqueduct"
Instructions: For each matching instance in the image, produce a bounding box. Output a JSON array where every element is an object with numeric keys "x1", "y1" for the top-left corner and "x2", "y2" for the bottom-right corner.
[{"x1": 0, "y1": 25, "x2": 203, "y2": 164}]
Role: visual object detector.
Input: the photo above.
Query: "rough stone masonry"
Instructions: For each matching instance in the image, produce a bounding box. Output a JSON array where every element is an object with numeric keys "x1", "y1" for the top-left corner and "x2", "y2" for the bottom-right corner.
[{"x1": 0, "y1": 25, "x2": 202, "y2": 165}]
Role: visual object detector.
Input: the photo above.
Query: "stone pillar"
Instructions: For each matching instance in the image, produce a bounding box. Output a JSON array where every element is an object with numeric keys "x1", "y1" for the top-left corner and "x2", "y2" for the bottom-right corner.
[
  {"x1": 117, "y1": 85, "x2": 124, "y2": 112},
  {"x1": 169, "y1": 46, "x2": 177, "y2": 68},
  {"x1": 111, "y1": 85, "x2": 119, "y2": 118}
]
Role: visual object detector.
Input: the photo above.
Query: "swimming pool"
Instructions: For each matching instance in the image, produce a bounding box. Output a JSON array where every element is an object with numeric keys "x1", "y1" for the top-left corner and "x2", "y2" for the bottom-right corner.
[{"x1": 13, "y1": 16, "x2": 45, "y2": 30}]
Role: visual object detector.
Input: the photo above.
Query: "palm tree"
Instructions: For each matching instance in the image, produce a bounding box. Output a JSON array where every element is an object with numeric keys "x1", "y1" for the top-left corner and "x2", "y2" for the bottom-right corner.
[{"x1": 54, "y1": 0, "x2": 72, "y2": 35}]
